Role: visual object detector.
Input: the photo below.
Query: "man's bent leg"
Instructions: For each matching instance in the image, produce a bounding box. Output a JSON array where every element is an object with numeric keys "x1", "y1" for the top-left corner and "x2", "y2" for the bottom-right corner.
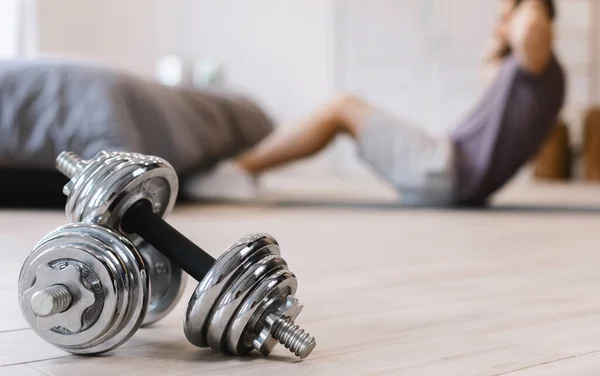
[{"x1": 236, "y1": 95, "x2": 373, "y2": 174}]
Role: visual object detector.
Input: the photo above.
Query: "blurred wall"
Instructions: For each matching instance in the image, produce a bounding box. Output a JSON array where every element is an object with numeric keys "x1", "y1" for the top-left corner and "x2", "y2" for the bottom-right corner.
[
  {"x1": 595, "y1": 1, "x2": 600, "y2": 104},
  {"x1": 0, "y1": 0, "x2": 20, "y2": 58},
  {"x1": 553, "y1": 0, "x2": 597, "y2": 145},
  {"x1": 37, "y1": 0, "x2": 156, "y2": 73}
]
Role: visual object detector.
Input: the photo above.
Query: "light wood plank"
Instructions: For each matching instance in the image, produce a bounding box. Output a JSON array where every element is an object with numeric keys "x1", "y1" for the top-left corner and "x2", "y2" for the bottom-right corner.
[
  {"x1": 506, "y1": 351, "x2": 600, "y2": 375},
  {"x1": 0, "y1": 290, "x2": 29, "y2": 332},
  {"x1": 0, "y1": 365, "x2": 49, "y2": 376}
]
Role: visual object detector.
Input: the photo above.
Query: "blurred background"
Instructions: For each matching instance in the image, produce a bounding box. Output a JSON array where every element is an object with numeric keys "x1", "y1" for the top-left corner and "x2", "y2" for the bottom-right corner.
[{"x1": 0, "y1": 0, "x2": 597, "y2": 182}]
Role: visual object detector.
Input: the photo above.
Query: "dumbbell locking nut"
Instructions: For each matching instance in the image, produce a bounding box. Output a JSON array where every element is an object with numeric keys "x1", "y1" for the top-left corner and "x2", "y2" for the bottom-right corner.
[
  {"x1": 56, "y1": 151, "x2": 316, "y2": 359},
  {"x1": 30, "y1": 285, "x2": 73, "y2": 317}
]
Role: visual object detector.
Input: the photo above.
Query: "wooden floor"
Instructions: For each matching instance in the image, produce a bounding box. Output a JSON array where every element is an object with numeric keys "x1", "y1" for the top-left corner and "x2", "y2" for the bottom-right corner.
[{"x1": 2, "y1": 178, "x2": 600, "y2": 375}]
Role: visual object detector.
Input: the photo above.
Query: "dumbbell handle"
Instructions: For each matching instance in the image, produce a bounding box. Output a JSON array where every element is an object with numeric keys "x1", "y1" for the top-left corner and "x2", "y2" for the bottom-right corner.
[{"x1": 121, "y1": 201, "x2": 216, "y2": 281}]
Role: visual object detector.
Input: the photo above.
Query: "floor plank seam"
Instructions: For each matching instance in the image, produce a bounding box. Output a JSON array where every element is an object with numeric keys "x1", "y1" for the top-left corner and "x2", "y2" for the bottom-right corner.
[
  {"x1": 0, "y1": 339, "x2": 184, "y2": 368},
  {"x1": 496, "y1": 349, "x2": 600, "y2": 375},
  {"x1": 0, "y1": 355, "x2": 72, "y2": 369},
  {"x1": 25, "y1": 364, "x2": 54, "y2": 376},
  {"x1": 0, "y1": 327, "x2": 30, "y2": 334}
]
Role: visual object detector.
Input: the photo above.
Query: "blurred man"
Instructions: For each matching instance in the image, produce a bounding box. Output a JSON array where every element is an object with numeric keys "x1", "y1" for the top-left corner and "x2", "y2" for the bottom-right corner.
[{"x1": 191, "y1": 0, "x2": 565, "y2": 207}]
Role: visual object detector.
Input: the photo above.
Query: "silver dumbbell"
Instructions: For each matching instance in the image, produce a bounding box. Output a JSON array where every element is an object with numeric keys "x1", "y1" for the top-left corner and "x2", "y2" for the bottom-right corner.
[
  {"x1": 18, "y1": 223, "x2": 149, "y2": 354},
  {"x1": 183, "y1": 233, "x2": 315, "y2": 358},
  {"x1": 58, "y1": 150, "x2": 186, "y2": 327},
  {"x1": 54, "y1": 150, "x2": 316, "y2": 359}
]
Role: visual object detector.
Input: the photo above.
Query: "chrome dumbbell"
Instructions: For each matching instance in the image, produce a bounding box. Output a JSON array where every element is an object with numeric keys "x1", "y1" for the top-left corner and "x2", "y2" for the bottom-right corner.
[
  {"x1": 55, "y1": 151, "x2": 316, "y2": 359},
  {"x1": 57, "y1": 150, "x2": 186, "y2": 327},
  {"x1": 18, "y1": 223, "x2": 149, "y2": 354}
]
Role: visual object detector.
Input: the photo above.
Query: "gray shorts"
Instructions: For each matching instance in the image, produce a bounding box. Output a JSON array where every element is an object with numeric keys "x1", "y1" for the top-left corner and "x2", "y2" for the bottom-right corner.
[{"x1": 357, "y1": 110, "x2": 457, "y2": 206}]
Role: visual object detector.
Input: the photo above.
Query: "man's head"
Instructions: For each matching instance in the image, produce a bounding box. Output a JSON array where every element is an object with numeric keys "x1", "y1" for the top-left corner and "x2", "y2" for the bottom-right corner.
[
  {"x1": 494, "y1": 0, "x2": 555, "y2": 58},
  {"x1": 496, "y1": 0, "x2": 555, "y2": 39}
]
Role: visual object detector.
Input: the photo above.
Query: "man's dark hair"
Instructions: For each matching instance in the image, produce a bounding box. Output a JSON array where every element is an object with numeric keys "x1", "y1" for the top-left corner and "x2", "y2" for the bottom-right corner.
[{"x1": 515, "y1": 0, "x2": 556, "y2": 20}]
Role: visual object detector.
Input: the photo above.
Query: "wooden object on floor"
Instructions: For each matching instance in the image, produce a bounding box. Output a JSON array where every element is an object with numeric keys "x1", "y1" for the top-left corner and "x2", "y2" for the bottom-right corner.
[
  {"x1": 533, "y1": 119, "x2": 571, "y2": 181},
  {"x1": 583, "y1": 106, "x2": 600, "y2": 181}
]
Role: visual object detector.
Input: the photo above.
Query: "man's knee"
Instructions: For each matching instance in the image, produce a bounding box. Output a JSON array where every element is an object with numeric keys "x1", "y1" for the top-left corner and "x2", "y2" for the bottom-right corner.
[
  {"x1": 330, "y1": 94, "x2": 366, "y2": 112},
  {"x1": 328, "y1": 94, "x2": 372, "y2": 135}
]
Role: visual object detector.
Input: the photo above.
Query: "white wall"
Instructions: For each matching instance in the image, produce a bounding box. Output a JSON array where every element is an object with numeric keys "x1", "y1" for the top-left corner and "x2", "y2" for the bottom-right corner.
[
  {"x1": 38, "y1": 0, "x2": 170, "y2": 75},
  {"x1": 594, "y1": 0, "x2": 600, "y2": 104},
  {"x1": 0, "y1": 0, "x2": 21, "y2": 58},
  {"x1": 151, "y1": 0, "x2": 337, "y2": 124}
]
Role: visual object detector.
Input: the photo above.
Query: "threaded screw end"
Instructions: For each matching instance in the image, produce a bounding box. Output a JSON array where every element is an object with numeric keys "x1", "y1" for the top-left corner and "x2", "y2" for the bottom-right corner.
[
  {"x1": 31, "y1": 285, "x2": 73, "y2": 317},
  {"x1": 271, "y1": 317, "x2": 316, "y2": 359},
  {"x1": 56, "y1": 151, "x2": 85, "y2": 179}
]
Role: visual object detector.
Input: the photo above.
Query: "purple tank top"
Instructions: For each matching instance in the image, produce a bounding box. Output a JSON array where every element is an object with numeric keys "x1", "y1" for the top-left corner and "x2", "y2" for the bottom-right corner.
[{"x1": 451, "y1": 54, "x2": 566, "y2": 205}]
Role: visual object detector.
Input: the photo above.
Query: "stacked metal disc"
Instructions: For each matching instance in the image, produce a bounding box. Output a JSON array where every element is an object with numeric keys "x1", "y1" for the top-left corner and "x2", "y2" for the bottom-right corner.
[
  {"x1": 18, "y1": 223, "x2": 149, "y2": 354},
  {"x1": 59, "y1": 150, "x2": 186, "y2": 326},
  {"x1": 184, "y1": 233, "x2": 310, "y2": 356}
]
